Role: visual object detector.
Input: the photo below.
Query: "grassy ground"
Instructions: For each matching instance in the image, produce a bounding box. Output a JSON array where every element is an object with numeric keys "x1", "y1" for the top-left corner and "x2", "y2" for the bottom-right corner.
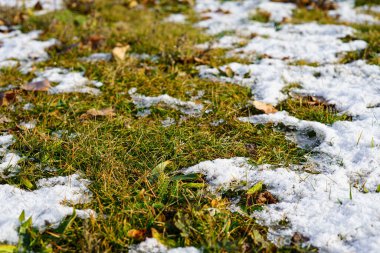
[{"x1": 0, "y1": 0, "x2": 378, "y2": 252}]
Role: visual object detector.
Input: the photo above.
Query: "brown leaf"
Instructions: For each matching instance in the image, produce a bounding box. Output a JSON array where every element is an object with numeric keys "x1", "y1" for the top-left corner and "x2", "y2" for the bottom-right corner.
[
  {"x1": 22, "y1": 80, "x2": 51, "y2": 92},
  {"x1": 112, "y1": 45, "x2": 130, "y2": 61},
  {"x1": 0, "y1": 91, "x2": 17, "y2": 106},
  {"x1": 127, "y1": 229, "x2": 146, "y2": 240},
  {"x1": 252, "y1": 101, "x2": 278, "y2": 114},
  {"x1": 80, "y1": 108, "x2": 115, "y2": 119},
  {"x1": 34, "y1": 1, "x2": 43, "y2": 10},
  {"x1": 256, "y1": 191, "x2": 277, "y2": 205}
]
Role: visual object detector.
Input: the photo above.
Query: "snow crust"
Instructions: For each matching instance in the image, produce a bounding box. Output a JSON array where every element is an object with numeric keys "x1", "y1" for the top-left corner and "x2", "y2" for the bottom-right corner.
[
  {"x1": 32, "y1": 68, "x2": 102, "y2": 95},
  {"x1": 129, "y1": 88, "x2": 203, "y2": 116},
  {"x1": 130, "y1": 238, "x2": 200, "y2": 253},
  {"x1": 0, "y1": 174, "x2": 93, "y2": 244},
  {"x1": 0, "y1": 30, "x2": 56, "y2": 72}
]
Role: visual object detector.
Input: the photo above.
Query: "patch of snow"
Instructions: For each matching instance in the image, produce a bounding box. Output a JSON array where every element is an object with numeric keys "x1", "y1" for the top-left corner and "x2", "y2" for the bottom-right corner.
[
  {"x1": 210, "y1": 119, "x2": 225, "y2": 126},
  {"x1": 183, "y1": 155, "x2": 380, "y2": 252},
  {"x1": 0, "y1": 173, "x2": 93, "y2": 244},
  {"x1": 32, "y1": 68, "x2": 102, "y2": 95},
  {"x1": 329, "y1": 0, "x2": 380, "y2": 24},
  {"x1": 164, "y1": 14, "x2": 187, "y2": 24},
  {"x1": 80, "y1": 53, "x2": 112, "y2": 62},
  {"x1": 0, "y1": 0, "x2": 63, "y2": 14},
  {"x1": 256, "y1": 2, "x2": 296, "y2": 22},
  {"x1": 0, "y1": 134, "x2": 20, "y2": 176},
  {"x1": 19, "y1": 121, "x2": 36, "y2": 129},
  {"x1": 129, "y1": 238, "x2": 200, "y2": 253},
  {"x1": 198, "y1": 59, "x2": 379, "y2": 113},
  {"x1": 161, "y1": 117, "x2": 176, "y2": 127},
  {"x1": 22, "y1": 103, "x2": 34, "y2": 111},
  {"x1": 232, "y1": 23, "x2": 366, "y2": 63},
  {"x1": 0, "y1": 30, "x2": 56, "y2": 72},
  {"x1": 194, "y1": 0, "x2": 367, "y2": 63},
  {"x1": 129, "y1": 88, "x2": 203, "y2": 116}
]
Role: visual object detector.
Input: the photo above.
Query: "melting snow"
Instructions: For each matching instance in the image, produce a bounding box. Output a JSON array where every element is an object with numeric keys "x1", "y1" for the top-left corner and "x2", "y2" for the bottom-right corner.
[
  {"x1": 0, "y1": 134, "x2": 21, "y2": 176},
  {"x1": 182, "y1": 156, "x2": 380, "y2": 252},
  {"x1": 195, "y1": 0, "x2": 367, "y2": 63},
  {"x1": 0, "y1": 0, "x2": 63, "y2": 13},
  {"x1": 329, "y1": 0, "x2": 380, "y2": 24},
  {"x1": 129, "y1": 88, "x2": 203, "y2": 116},
  {"x1": 164, "y1": 14, "x2": 187, "y2": 24},
  {"x1": 198, "y1": 59, "x2": 380, "y2": 113},
  {"x1": 0, "y1": 174, "x2": 93, "y2": 244},
  {"x1": 0, "y1": 30, "x2": 56, "y2": 72},
  {"x1": 32, "y1": 68, "x2": 102, "y2": 95},
  {"x1": 256, "y1": 2, "x2": 296, "y2": 22}
]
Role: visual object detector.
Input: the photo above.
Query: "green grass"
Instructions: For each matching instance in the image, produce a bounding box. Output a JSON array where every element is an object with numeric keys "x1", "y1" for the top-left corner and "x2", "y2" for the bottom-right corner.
[{"x1": 0, "y1": 1, "x2": 361, "y2": 252}]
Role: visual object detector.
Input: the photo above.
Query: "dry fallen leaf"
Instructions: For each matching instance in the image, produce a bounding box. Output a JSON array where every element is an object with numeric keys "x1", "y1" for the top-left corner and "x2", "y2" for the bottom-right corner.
[
  {"x1": 22, "y1": 80, "x2": 51, "y2": 92},
  {"x1": 112, "y1": 45, "x2": 130, "y2": 61},
  {"x1": 127, "y1": 229, "x2": 146, "y2": 240},
  {"x1": 80, "y1": 107, "x2": 115, "y2": 119},
  {"x1": 0, "y1": 116, "x2": 11, "y2": 124},
  {"x1": 0, "y1": 91, "x2": 17, "y2": 106},
  {"x1": 252, "y1": 101, "x2": 278, "y2": 114},
  {"x1": 256, "y1": 191, "x2": 277, "y2": 205}
]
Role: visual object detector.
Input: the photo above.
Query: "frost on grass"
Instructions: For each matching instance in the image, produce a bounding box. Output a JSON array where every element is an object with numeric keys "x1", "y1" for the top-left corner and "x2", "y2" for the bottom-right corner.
[
  {"x1": 183, "y1": 155, "x2": 380, "y2": 253},
  {"x1": 0, "y1": 174, "x2": 93, "y2": 244},
  {"x1": 329, "y1": 0, "x2": 380, "y2": 24},
  {"x1": 130, "y1": 238, "x2": 199, "y2": 253},
  {"x1": 32, "y1": 68, "x2": 102, "y2": 95},
  {"x1": 195, "y1": 0, "x2": 366, "y2": 63},
  {"x1": 0, "y1": 30, "x2": 56, "y2": 73},
  {"x1": 198, "y1": 59, "x2": 380, "y2": 111},
  {"x1": 129, "y1": 88, "x2": 203, "y2": 117}
]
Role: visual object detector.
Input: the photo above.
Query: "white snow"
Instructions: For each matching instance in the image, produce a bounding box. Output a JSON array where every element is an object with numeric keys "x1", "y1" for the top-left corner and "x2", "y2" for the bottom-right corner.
[
  {"x1": 32, "y1": 68, "x2": 102, "y2": 95},
  {"x1": 130, "y1": 238, "x2": 200, "y2": 253},
  {"x1": 329, "y1": 0, "x2": 380, "y2": 24},
  {"x1": 0, "y1": 30, "x2": 56, "y2": 72},
  {"x1": 161, "y1": 117, "x2": 176, "y2": 127},
  {"x1": 80, "y1": 53, "x2": 112, "y2": 62},
  {"x1": 194, "y1": 0, "x2": 367, "y2": 63},
  {"x1": 0, "y1": 0, "x2": 63, "y2": 13},
  {"x1": 198, "y1": 59, "x2": 380, "y2": 113},
  {"x1": 164, "y1": 14, "x2": 187, "y2": 24},
  {"x1": 0, "y1": 173, "x2": 93, "y2": 244},
  {"x1": 182, "y1": 155, "x2": 380, "y2": 252},
  {"x1": 0, "y1": 134, "x2": 21, "y2": 176},
  {"x1": 19, "y1": 121, "x2": 36, "y2": 129},
  {"x1": 129, "y1": 88, "x2": 203, "y2": 116},
  {"x1": 22, "y1": 103, "x2": 34, "y2": 111},
  {"x1": 256, "y1": 2, "x2": 296, "y2": 22}
]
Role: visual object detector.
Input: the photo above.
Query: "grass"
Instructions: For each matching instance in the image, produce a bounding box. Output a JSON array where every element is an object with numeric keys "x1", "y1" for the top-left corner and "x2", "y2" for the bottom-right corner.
[{"x1": 0, "y1": 0, "x2": 371, "y2": 252}]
